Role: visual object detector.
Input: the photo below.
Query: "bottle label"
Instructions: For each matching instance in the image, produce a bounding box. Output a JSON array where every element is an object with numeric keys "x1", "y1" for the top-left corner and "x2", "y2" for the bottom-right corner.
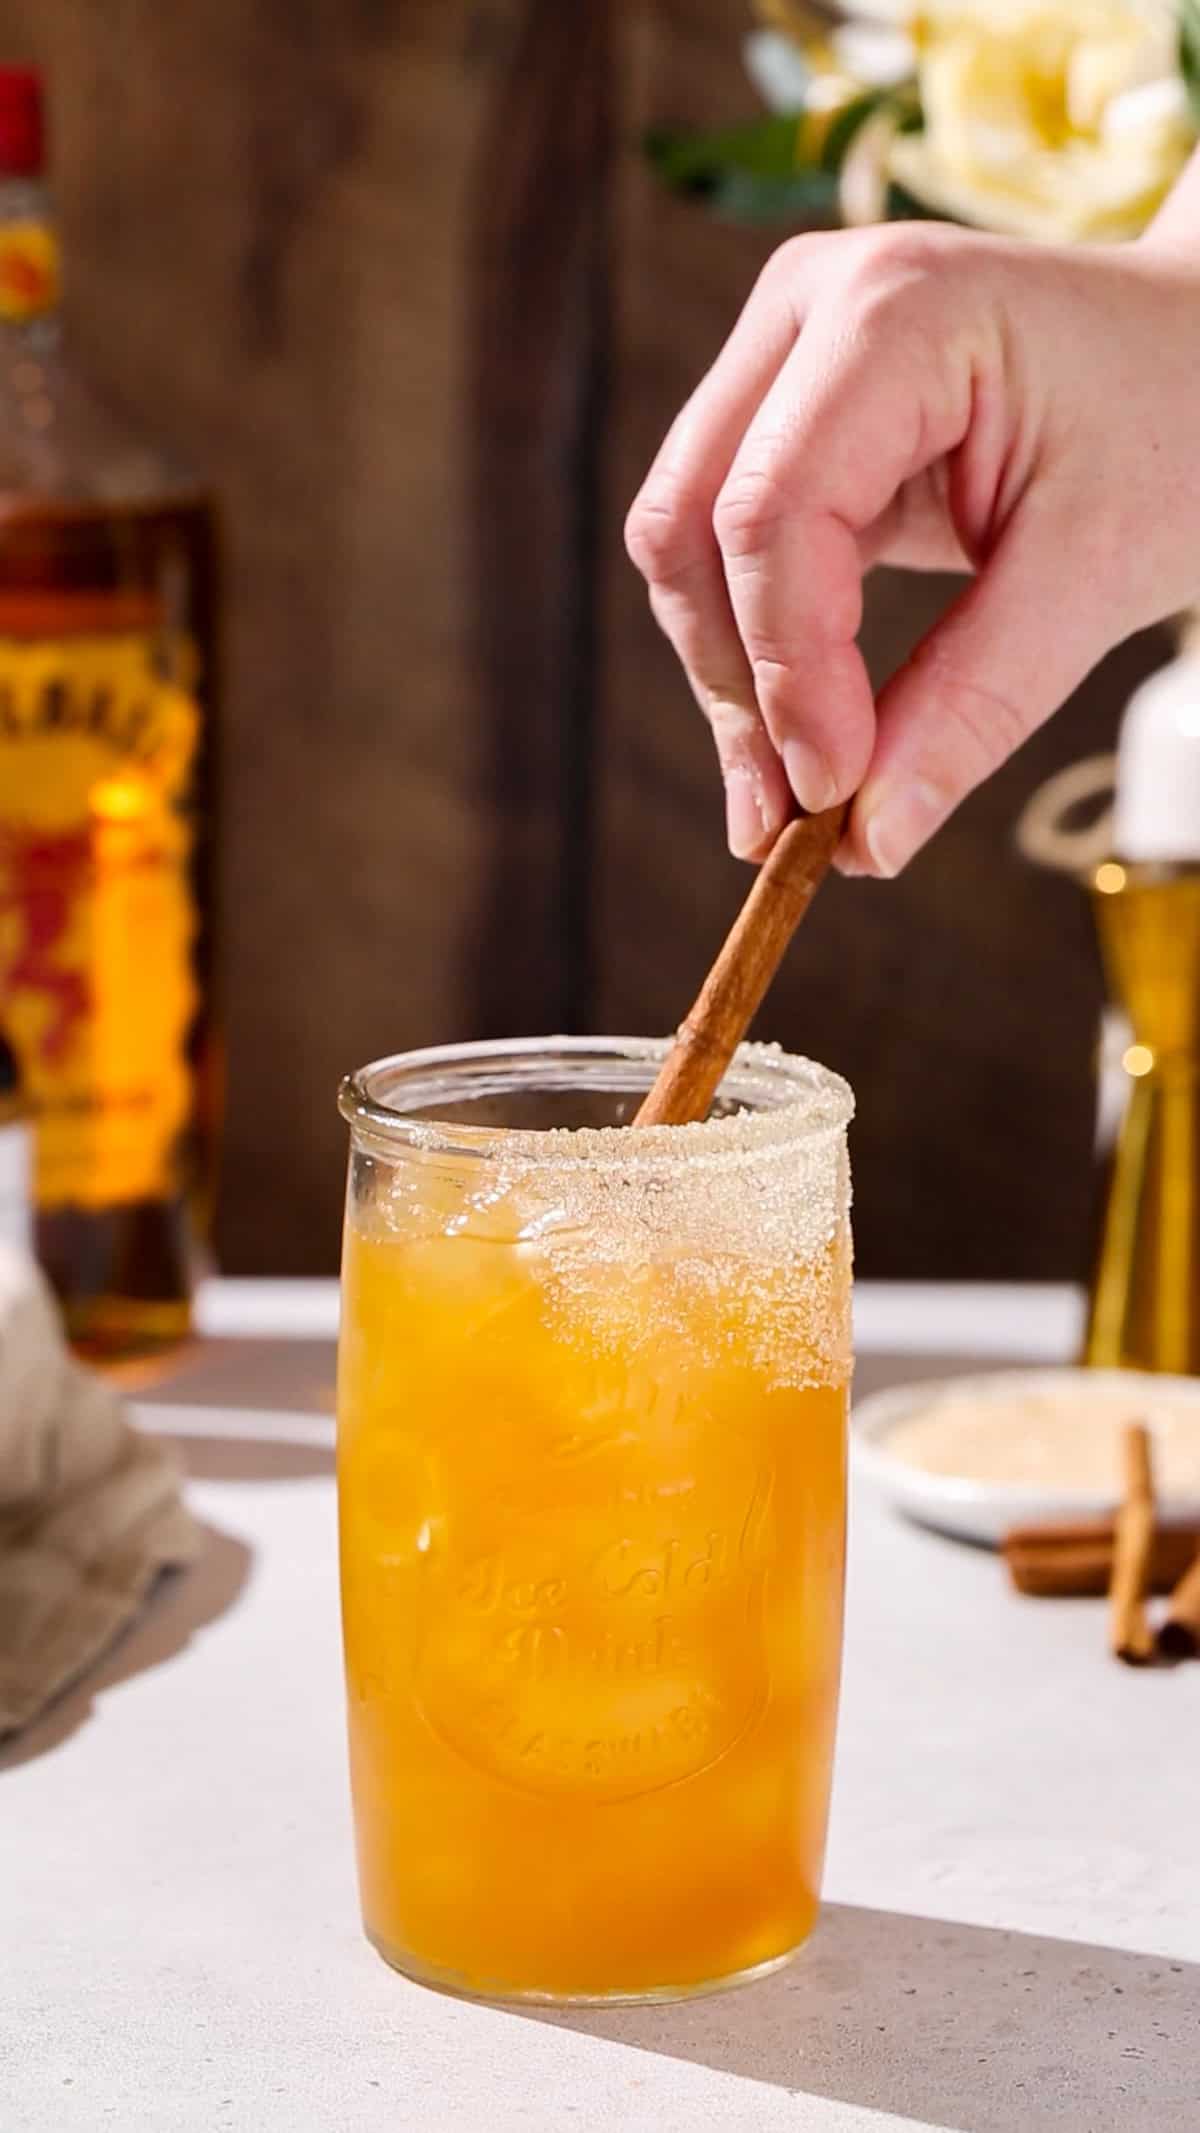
[
  {"x1": 0, "y1": 1117, "x2": 32, "y2": 1254},
  {"x1": 0, "y1": 220, "x2": 60, "y2": 320},
  {"x1": 0, "y1": 616, "x2": 201, "y2": 1209}
]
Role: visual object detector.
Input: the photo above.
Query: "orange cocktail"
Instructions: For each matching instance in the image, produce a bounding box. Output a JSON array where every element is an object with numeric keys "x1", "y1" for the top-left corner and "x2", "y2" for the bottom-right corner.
[{"x1": 337, "y1": 1039, "x2": 853, "y2": 2004}]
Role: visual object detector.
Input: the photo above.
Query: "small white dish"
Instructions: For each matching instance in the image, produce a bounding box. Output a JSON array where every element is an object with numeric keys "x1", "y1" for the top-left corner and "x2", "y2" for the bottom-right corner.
[{"x1": 851, "y1": 1367, "x2": 1200, "y2": 1546}]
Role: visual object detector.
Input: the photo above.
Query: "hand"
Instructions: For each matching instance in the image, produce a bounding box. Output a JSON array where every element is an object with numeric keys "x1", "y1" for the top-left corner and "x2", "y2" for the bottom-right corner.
[{"x1": 624, "y1": 219, "x2": 1200, "y2": 873}]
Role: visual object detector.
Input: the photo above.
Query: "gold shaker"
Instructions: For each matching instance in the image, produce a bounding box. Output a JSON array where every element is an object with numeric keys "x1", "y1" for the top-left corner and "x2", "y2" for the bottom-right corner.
[{"x1": 1085, "y1": 644, "x2": 1200, "y2": 1373}]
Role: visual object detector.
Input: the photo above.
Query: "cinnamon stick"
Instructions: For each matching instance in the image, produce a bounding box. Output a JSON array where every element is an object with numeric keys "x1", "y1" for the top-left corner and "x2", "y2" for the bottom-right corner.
[
  {"x1": 635, "y1": 806, "x2": 847, "y2": 1129},
  {"x1": 1157, "y1": 1546, "x2": 1200, "y2": 1659},
  {"x1": 1003, "y1": 1519, "x2": 1200, "y2": 1599},
  {"x1": 1109, "y1": 1423, "x2": 1157, "y2": 1665}
]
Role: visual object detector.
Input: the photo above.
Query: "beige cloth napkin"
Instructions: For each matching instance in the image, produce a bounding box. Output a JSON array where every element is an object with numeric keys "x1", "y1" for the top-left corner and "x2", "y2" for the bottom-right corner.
[{"x1": 0, "y1": 1243, "x2": 201, "y2": 1736}]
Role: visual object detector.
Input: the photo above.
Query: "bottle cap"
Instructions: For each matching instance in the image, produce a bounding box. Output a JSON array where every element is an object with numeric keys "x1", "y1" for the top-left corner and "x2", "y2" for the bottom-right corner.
[
  {"x1": 1113, "y1": 649, "x2": 1200, "y2": 863},
  {"x1": 0, "y1": 66, "x2": 44, "y2": 179}
]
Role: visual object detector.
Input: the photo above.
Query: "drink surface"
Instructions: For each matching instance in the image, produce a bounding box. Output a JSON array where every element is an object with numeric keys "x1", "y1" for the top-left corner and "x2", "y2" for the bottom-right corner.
[{"x1": 338, "y1": 1183, "x2": 848, "y2": 2002}]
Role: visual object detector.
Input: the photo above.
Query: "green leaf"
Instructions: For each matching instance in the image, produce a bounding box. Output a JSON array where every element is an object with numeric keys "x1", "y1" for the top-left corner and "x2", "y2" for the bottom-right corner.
[
  {"x1": 821, "y1": 84, "x2": 924, "y2": 168},
  {"x1": 644, "y1": 114, "x2": 813, "y2": 197},
  {"x1": 644, "y1": 113, "x2": 842, "y2": 221},
  {"x1": 643, "y1": 86, "x2": 932, "y2": 226},
  {"x1": 818, "y1": 91, "x2": 887, "y2": 173},
  {"x1": 1182, "y1": 0, "x2": 1200, "y2": 124},
  {"x1": 708, "y1": 168, "x2": 840, "y2": 224}
]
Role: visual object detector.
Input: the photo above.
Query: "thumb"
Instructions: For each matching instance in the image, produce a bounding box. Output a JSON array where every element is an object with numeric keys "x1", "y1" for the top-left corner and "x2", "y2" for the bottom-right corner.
[{"x1": 850, "y1": 506, "x2": 1111, "y2": 875}]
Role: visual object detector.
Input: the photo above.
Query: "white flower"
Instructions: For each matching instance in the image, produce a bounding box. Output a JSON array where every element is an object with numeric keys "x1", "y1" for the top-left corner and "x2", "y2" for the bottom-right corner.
[
  {"x1": 746, "y1": 7, "x2": 917, "y2": 111},
  {"x1": 831, "y1": 18, "x2": 918, "y2": 89},
  {"x1": 744, "y1": 28, "x2": 815, "y2": 112},
  {"x1": 888, "y1": 1, "x2": 1195, "y2": 241}
]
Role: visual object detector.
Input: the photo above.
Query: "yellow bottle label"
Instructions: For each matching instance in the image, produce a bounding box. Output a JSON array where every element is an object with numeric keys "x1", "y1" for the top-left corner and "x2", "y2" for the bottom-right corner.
[
  {"x1": 0, "y1": 221, "x2": 61, "y2": 320},
  {"x1": 0, "y1": 621, "x2": 200, "y2": 1209}
]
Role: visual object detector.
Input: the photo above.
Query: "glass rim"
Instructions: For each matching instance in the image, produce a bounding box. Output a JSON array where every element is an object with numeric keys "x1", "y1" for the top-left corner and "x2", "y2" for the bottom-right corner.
[{"x1": 338, "y1": 1035, "x2": 853, "y2": 1173}]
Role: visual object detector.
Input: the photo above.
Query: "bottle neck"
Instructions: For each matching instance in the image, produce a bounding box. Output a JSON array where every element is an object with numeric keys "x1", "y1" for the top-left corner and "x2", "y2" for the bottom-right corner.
[{"x1": 0, "y1": 173, "x2": 60, "y2": 343}]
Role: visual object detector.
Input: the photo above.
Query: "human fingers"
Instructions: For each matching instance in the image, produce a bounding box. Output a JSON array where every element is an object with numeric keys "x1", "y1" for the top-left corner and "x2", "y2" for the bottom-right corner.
[
  {"x1": 626, "y1": 240, "x2": 821, "y2": 855},
  {"x1": 712, "y1": 233, "x2": 981, "y2": 814}
]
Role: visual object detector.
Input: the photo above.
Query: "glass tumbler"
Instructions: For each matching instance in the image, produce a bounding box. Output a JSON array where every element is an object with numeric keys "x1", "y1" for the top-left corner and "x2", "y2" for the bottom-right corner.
[{"x1": 337, "y1": 1037, "x2": 853, "y2": 2005}]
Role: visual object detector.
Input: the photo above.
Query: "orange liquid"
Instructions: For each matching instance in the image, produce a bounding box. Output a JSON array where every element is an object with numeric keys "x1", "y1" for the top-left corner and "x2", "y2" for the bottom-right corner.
[{"x1": 338, "y1": 1214, "x2": 848, "y2": 2002}]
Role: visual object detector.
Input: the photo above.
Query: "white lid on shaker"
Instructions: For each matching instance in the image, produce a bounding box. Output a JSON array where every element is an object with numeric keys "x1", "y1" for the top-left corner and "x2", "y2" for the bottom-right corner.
[{"x1": 1113, "y1": 637, "x2": 1200, "y2": 863}]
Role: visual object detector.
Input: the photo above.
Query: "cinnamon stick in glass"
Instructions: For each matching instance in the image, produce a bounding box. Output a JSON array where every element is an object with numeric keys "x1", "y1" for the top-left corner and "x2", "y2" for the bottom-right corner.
[
  {"x1": 636, "y1": 806, "x2": 847, "y2": 1130},
  {"x1": 1109, "y1": 1423, "x2": 1157, "y2": 1665},
  {"x1": 1157, "y1": 1546, "x2": 1200, "y2": 1659}
]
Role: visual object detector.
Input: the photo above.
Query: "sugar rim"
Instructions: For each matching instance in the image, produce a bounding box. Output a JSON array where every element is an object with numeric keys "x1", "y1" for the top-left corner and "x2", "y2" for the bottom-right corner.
[{"x1": 339, "y1": 1036, "x2": 853, "y2": 1173}]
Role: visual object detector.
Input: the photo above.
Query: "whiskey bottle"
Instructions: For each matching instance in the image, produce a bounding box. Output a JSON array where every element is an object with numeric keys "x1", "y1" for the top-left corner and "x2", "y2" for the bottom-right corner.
[{"x1": 0, "y1": 66, "x2": 220, "y2": 1356}]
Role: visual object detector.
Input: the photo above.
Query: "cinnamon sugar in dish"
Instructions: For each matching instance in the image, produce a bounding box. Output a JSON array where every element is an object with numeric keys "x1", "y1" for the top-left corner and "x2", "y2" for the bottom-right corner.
[{"x1": 886, "y1": 1382, "x2": 1200, "y2": 1498}]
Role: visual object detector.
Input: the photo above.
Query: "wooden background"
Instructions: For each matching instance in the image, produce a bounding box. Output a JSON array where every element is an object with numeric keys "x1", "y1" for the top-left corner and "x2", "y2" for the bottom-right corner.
[{"x1": 0, "y1": 0, "x2": 1169, "y2": 1278}]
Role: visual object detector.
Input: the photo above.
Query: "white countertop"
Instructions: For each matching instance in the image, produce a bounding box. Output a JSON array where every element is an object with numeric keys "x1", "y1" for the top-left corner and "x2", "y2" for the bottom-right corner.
[{"x1": 4, "y1": 1283, "x2": 1198, "y2": 2133}]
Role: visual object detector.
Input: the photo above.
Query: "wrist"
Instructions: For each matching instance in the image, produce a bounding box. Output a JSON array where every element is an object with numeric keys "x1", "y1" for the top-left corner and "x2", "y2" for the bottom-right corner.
[{"x1": 1138, "y1": 147, "x2": 1200, "y2": 263}]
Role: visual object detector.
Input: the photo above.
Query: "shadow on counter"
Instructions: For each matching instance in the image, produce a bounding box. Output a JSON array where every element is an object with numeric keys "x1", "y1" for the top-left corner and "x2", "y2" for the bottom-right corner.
[{"x1": 531, "y1": 1901, "x2": 1196, "y2": 2132}]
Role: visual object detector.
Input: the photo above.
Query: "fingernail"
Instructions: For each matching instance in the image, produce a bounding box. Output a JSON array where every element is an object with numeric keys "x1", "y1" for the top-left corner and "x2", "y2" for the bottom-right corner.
[
  {"x1": 863, "y1": 777, "x2": 945, "y2": 877},
  {"x1": 725, "y1": 768, "x2": 771, "y2": 860},
  {"x1": 782, "y1": 738, "x2": 837, "y2": 816}
]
